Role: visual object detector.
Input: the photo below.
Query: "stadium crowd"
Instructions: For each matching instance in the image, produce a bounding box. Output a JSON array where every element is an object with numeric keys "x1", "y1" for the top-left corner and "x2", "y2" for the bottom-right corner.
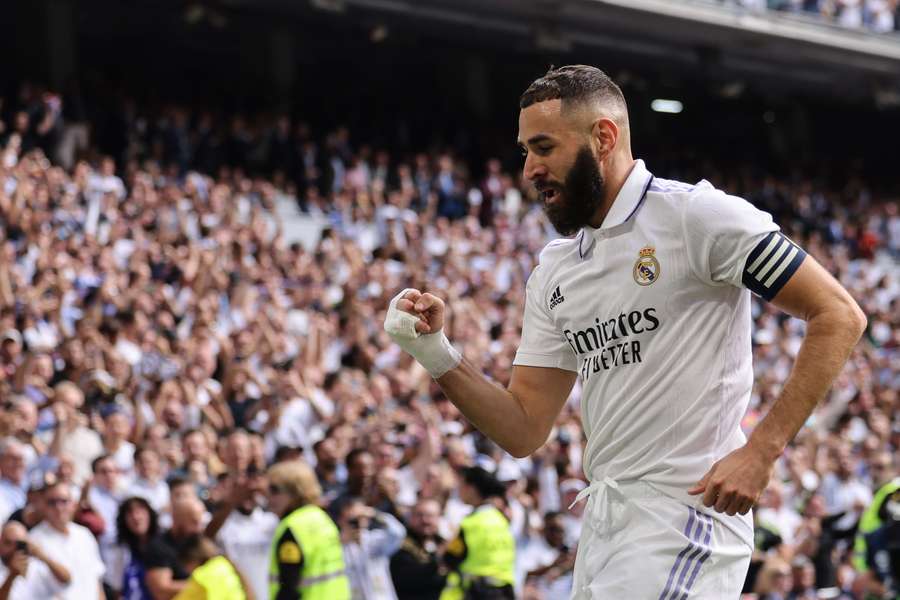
[
  {"x1": 0, "y1": 86, "x2": 896, "y2": 600},
  {"x1": 722, "y1": 0, "x2": 900, "y2": 33}
]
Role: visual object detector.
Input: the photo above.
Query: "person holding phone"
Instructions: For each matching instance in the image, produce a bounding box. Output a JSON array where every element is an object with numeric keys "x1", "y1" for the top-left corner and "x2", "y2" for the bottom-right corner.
[{"x1": 0, "y1": 520, "x2": 71, "y2": 600}]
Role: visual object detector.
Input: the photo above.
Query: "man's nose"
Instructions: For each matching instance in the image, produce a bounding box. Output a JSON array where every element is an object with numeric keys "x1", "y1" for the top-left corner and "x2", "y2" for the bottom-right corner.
[{"x1": 523, "y1": 154, "x2": 547, "y2": 182}]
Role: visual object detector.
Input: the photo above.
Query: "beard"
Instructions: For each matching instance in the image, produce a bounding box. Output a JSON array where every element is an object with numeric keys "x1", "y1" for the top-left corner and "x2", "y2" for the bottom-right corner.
[{"x1": 541, "y1": 145, "x2": 605, "y2": 237}]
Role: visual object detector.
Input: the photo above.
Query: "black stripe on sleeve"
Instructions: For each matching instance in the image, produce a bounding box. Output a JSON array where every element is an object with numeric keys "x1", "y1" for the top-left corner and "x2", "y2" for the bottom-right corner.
[{"x1": 741, "y1": 231, "x2": 807, "y2": 301}]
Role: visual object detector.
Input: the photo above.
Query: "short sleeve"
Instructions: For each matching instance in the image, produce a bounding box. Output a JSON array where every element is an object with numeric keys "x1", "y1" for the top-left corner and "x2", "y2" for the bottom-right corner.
[
  {"x1": 513, "y1": 265, "x2": 578, "y2": 372},
  {"x1": 144, "y1": 538, "x2": 178, "y2": 571},
  {"x1": 683, "y1": 185, "x2": 806, "y2": 301}
]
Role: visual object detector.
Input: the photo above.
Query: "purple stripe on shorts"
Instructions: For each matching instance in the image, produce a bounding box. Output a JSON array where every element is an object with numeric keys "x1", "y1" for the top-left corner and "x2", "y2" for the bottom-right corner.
[
  {"x1": 672, "y1": 512, "x2": 712, "y2": 600},
  {"x1": 657, "y1": 507, "x2": 699, "y2": 600},
  {"x1": 676, "y1": 513, "x2": 714, "y2": 600}
]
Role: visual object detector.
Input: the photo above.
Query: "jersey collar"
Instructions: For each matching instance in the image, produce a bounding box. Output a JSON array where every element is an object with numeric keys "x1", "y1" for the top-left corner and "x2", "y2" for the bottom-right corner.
[{"x1": 578, "y1": 159, "x2": 653, "y2": 258}]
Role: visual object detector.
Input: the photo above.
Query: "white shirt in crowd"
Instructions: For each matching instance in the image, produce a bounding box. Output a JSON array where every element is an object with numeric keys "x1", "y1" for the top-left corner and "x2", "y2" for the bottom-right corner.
[
  {"x1": 88, "y1": 485, "x2": 123, "y2": 564},
  {"x1": 0, "y1": 557, "x2": 67, "y2": 600},
  {"x1": 820, "y1": 472, "x2": 873, "y2": 530},
  {"x1": 215, "y1": 507, "x2": 279, "y2": 600},
  {"x1": 57, "y1": 426, "x2": 104, "y2": 486},
  {"x1": 756, "y1": 504, "x2": 804, "y2": 545},
  {"x1": 109, "y1": 442, "x2": 136, "y2": 477},
  {"x1": 126, "y1": 477, "x2": 170, "y2": 514},
  {"x1": 516, "y1": 536, "x2": 573, "y2": 599},
  {"x1": 30, "y1": 522, "x2": 105, "y2": 600},
  {"x1": 514, "y1": 160, "x2": 807, "y2": 548},
  {"x1": 342, "y1": 511, "x2": 406, "y2": 600}
]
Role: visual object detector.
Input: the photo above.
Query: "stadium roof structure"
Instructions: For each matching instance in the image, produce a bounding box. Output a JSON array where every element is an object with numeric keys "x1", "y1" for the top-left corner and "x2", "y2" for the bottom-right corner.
[{"x1": 297, "y1": 0, "x2": 900, "y2": 104}]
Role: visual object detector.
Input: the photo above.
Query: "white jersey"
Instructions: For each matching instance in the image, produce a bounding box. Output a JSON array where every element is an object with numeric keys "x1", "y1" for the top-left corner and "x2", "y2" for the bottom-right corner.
[{"x1": 514, "y1": 159, "x2": 806, "y2": 545}]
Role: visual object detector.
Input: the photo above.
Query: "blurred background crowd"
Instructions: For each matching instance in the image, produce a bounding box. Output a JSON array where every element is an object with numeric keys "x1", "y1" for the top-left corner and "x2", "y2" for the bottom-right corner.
[
  {"x1": 720, "y1": 0, "x2": 900, "y2": 33},
  {"x1": 1, "y1": 0, "x2": 899, "y2": 598},
  {"x1": 0, "y1": 78, "x2": 896, "y2": 599}
]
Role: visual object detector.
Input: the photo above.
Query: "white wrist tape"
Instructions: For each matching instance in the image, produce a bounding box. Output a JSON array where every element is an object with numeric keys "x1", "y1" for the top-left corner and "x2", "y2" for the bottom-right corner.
[{"x1": 384, "y1": 289, "x2": 462, "y2": 378}]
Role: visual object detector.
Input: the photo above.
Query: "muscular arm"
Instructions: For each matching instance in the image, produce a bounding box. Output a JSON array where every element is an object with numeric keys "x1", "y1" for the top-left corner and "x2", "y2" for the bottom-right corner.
[
  {"x1": 691, "y1": 256, "x2": 866, "y2": 514},
  {"x1": 437, "y1": 361, "x2": 576, "y2": 458},
  {"x1": 747, "y1": 257, "x2": 866, "y2": 461},
  {"x1": 389, "y1": 289, "x2": 576, "y2": 458}
]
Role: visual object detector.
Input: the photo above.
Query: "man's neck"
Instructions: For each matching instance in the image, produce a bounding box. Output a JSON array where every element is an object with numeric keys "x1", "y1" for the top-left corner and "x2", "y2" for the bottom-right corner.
[
  {"x1": 589, "y1": 155, "x2": 636, "y2": 229},
  {"x1": 49, "y1": 521, "x2": 69, "y2": 535}
]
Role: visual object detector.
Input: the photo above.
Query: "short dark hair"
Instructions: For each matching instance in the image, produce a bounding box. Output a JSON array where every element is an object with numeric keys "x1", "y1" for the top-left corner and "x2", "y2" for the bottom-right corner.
[
  {"x1": 345, "y1": 448, "x2": 372, "y2": 468},
  {"x1": 91, "y1": 454, "x2": 113, "y2": 474},
  {"x1": 167, "y1": 475, "x2": 193, "y2": 492},
  {"x1": 461, "y1": 466, "x2": 505, "y2": 499},
  {"x1": 520, "y1": 65, "x2": 627, "y2": 117}
]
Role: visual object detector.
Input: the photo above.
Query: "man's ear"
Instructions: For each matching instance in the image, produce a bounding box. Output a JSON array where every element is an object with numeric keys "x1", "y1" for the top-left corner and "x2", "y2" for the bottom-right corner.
[{"x1": 590, "y1": 118, "x2": 619, "y2": 161}]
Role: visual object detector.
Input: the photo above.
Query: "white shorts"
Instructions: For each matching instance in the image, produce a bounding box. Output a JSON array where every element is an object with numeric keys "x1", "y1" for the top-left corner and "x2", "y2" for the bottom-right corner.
[{"x1": 570, "y1": 479, "x2": 751, "y2": 600}]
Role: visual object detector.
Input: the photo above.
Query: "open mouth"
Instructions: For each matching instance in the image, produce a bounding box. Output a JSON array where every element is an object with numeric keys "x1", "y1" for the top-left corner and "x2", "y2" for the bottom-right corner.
[{"x1": 540, "y1": 187, "x2": 560, "y2": 204}]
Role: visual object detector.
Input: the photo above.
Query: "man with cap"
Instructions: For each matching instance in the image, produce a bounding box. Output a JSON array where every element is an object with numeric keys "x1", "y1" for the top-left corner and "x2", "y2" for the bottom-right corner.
[{"x1": 441, "y1": 467, "x2": 515, "y2": 600}]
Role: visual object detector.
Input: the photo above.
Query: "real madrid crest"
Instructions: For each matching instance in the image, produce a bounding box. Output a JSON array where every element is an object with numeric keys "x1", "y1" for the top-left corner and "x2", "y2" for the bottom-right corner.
[{"x1": 633, "y1": 245, "x2": 660, "y2": 286}]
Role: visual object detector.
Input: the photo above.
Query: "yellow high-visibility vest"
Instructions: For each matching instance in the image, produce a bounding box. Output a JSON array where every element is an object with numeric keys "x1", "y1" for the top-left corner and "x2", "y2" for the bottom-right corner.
[{"x1": 268, "y1": 505, "x2": 350, "y2": 600}]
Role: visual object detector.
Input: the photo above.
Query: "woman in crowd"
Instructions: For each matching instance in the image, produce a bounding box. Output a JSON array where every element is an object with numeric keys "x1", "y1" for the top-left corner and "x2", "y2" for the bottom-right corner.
[{"x1": 107, "y1": 497, "x2": 160, "y2": 600}]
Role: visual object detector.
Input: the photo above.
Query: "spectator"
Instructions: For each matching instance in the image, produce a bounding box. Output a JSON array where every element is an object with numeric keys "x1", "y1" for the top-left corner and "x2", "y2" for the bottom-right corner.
[
  {"x1": 757, "y1": 479, "x2": 804, "y2": 546},
  {"x1": 101, "y1": 407, "x2": 137, "y2": 477},
  {"x1": 29, "y1": 479, "x2": 105, "y2": 600},
  {"x1": 86, "y1": 454, "x2": 124, "y2": 567},
  {"x1": 128, "y1": 447, "x2": 171, "y2": 516},
  {"x1": 0, "y1": 520, "x2": 71, "y2": 600},
  {"x1": 205, "y1": 469, "x2": 278, "y2": 600},
  {"x1": 0, "y1": 440, "x2": 28, "y2": 523},
  {"x1": 754, "y1": 557, "x2": 793, "y2": 600},
  {"x1": 520, "y1": 511, "x2": 575, "y2": 599},
  {"x1": 788, "y1": 556, "x2": 818, "y2": 599},
  {"x1": 820, "y1": 445, "x2": 873, "y2": 530},
  {"x1": 313, "y1": 438, "x2": 346, "y2": 506},
  {"x1": 336, "y1": 497, "x2": 406, "y2": 600},
  {"x1": 331, "y1": 449, "x2": 385, "y2": 516},
  {"x1": 48, "y1": 381, "x2": 104, "y2": 485},
  {"x1": 144, "y1": 497, "x2": 206, "y2": 599},
  {"x1": 106, "y1": 496, "x2": 159, "y2": 600},
  {"x1": 389, "y1": 499, "x2": 447, "y2": 600}
]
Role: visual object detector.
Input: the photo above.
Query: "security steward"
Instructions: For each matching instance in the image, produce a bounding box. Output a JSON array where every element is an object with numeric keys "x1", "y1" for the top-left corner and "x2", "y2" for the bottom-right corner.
[
  {"x1": 174, "y1": 536, "x2": 249, "y2": 600},
  {"x1": 266, "y1": 461, "x2": 351, "y2": 600},
  {"x1": 441, "y1": 466, "x2": 515, "y2": 600}
]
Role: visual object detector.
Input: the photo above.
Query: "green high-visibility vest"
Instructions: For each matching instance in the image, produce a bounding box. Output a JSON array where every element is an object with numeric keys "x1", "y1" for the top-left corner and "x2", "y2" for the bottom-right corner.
[
  {"x1": 852, "y1": 477, "x2": 900, "y2": 572},
  {"x1": 190, "y1": 556, "x2": 246, "y2": 600},
  {"x1": 441, "y1": 505, "x2": 515, "y2": 600},
  {"x1": 269, "y1": 505, "x2": 350, "y2": 600}
]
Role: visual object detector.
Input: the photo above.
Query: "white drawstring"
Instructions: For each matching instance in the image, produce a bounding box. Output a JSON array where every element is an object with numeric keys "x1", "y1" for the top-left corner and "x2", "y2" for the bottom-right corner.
[
  {"x1": 568, "y1": 476, "x2": 621, "y2": 597},
  {"x1": 568, "y1": 475, "x2": 619, "y2": 510}
]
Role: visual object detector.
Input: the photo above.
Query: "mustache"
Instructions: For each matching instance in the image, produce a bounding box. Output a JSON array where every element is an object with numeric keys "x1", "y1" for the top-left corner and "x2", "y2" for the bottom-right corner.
[{"x1": 534, "y1": 181, "x2": 562, "y2": 193}]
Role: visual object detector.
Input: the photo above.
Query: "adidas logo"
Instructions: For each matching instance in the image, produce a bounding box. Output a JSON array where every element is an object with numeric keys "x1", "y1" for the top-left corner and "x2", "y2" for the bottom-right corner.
[{"x1": 549, "y1": 285, "x2": 565, "y2": 309}]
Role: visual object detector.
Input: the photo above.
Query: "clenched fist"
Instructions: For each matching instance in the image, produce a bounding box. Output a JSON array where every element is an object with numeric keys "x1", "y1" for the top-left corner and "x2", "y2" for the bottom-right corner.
[
  {"x1": 384, "y1": 288, "x2": 460, "y2": 378},
  {"x1": 393, "y1": 289, "x2": 445, "y2": 334}
]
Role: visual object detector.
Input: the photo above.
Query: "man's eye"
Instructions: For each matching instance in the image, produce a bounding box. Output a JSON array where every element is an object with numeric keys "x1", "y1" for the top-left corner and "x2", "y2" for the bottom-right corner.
[
  {"x1": 519, "y1": 148, "x2": 528, "y2": 157},
  {"x1": 537, "y1": 146, "x2": 553, "y2": 155}
]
